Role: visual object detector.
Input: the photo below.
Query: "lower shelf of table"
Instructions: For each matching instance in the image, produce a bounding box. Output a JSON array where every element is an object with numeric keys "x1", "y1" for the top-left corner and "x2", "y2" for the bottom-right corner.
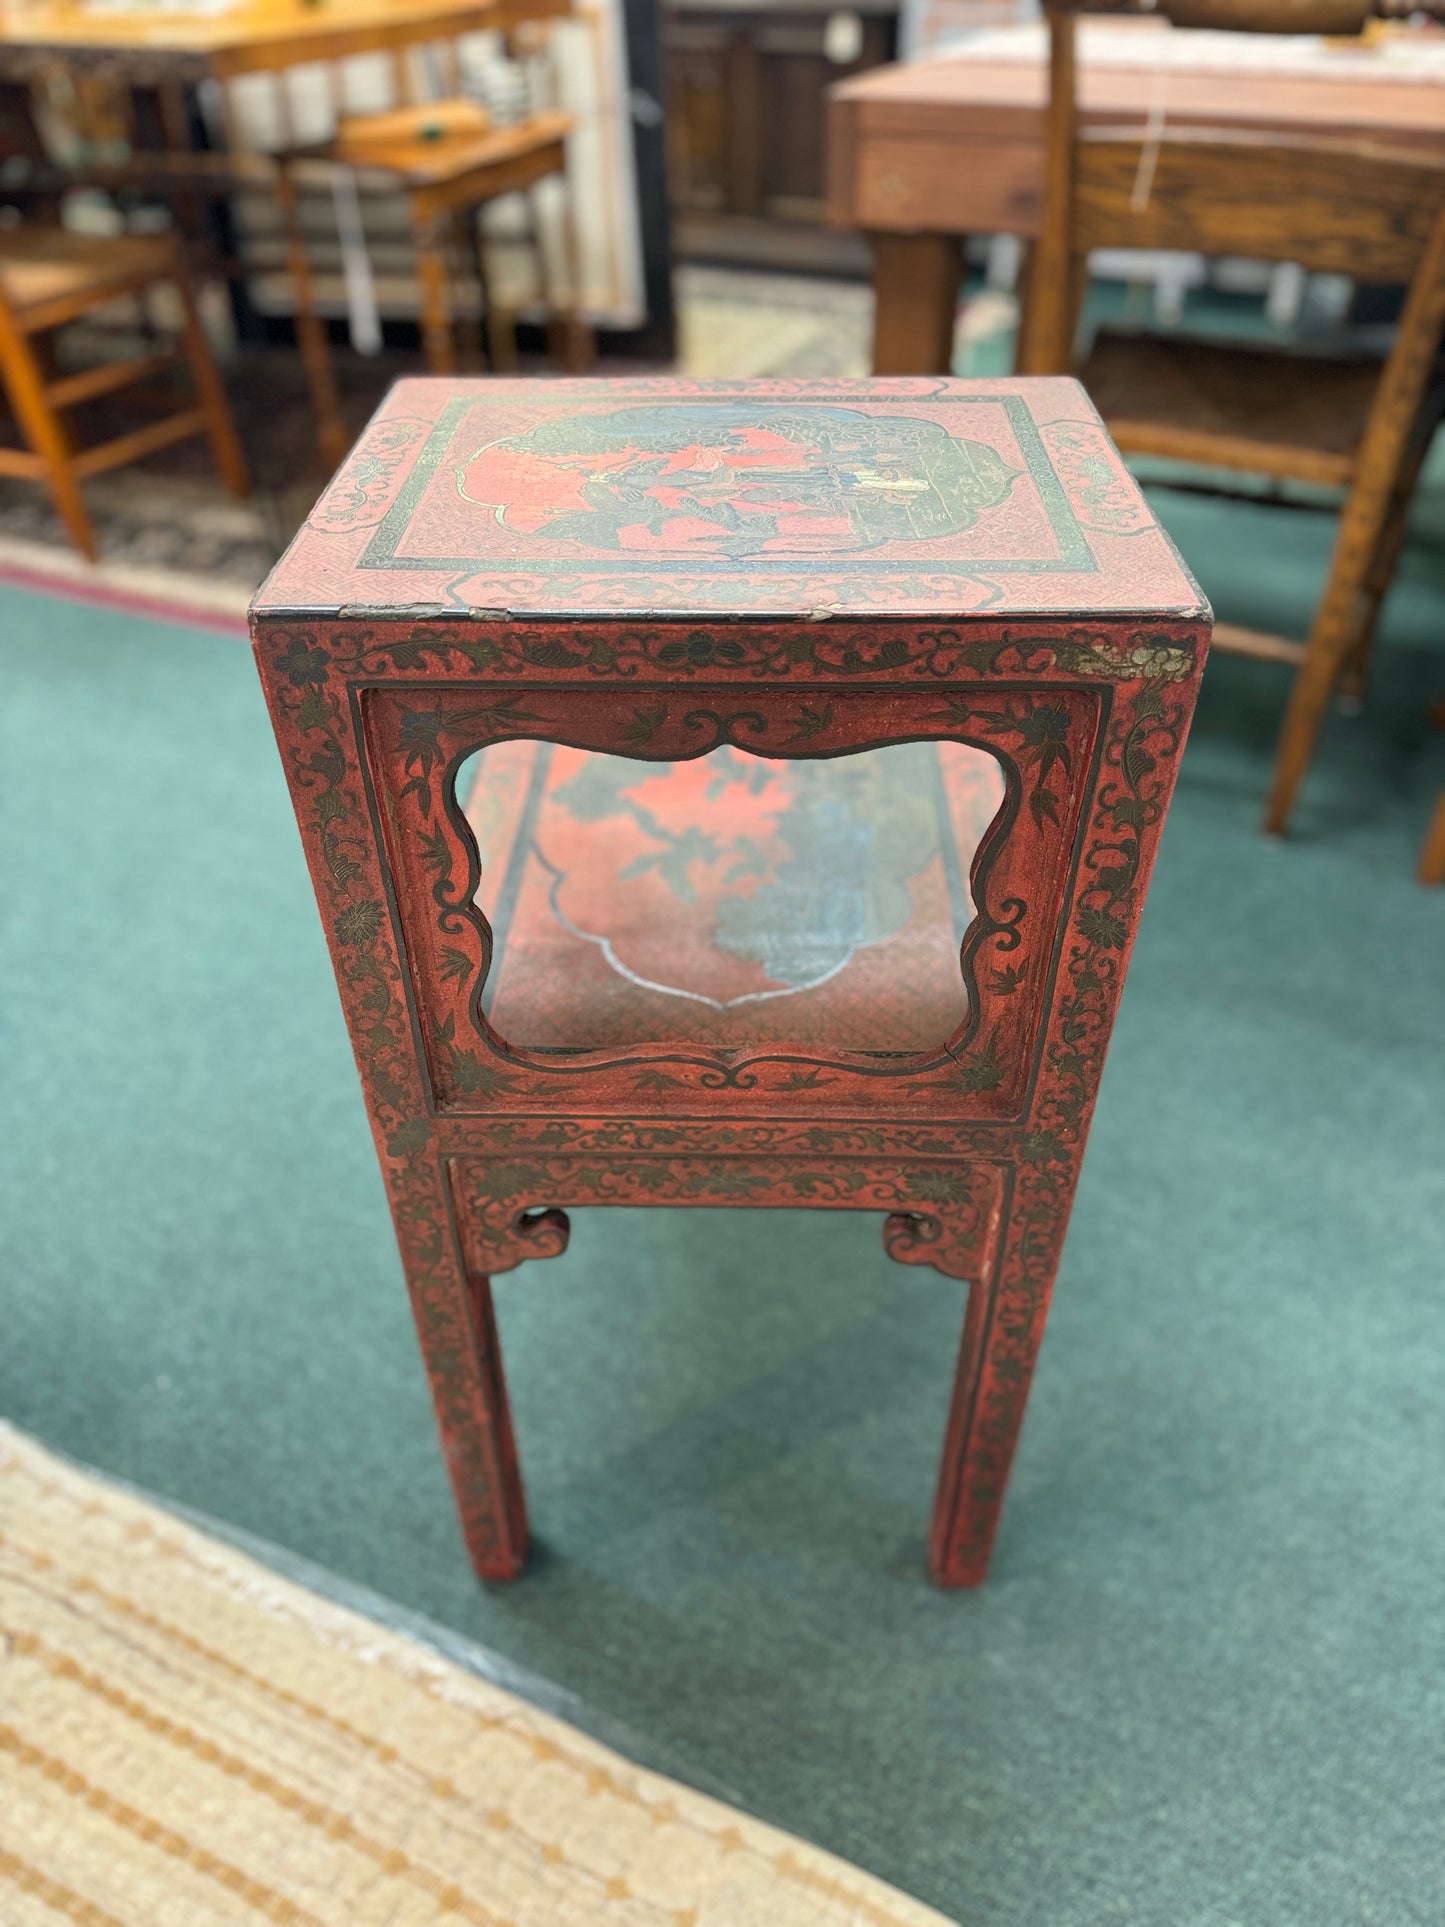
[{"x1": 459, "y1": 737, "x2": 1006, "y2": 1055}]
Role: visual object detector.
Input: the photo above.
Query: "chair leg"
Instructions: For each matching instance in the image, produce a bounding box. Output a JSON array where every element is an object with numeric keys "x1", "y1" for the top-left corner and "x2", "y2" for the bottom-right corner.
[
  {"x1": 540, "y1": 179, "x2": 595, "y2": 374},
  {"x1": 1267, "y1": 205, "x2": 1445, "y2": 834},
  {"x1": 1340, "y1": 425, "x2": 1435, "y2": 703},
  {"x1": 276, "y1": 164, "x2": 350, "y2": 470},
  {"x1": 450, "y1": 210, "x2": 486, "y2": 373},
  {"x1": 1263, "y1": 429, "x2": 1434, "y2": 835},
  {"x1": 411, "y1": 203, "x2": 458, "y2": 375},
  {"x1": 470, "y1": 211, "x2": 517, "y2": 374},
  {"x1": 1263, "y1": 579, "x2": 1373, "y2": 838},
  {"x1": 0, "y1": 308, "x2": 97, "y2": 561},
  {"x1": 170, "y1": 250, "x2": 250, "y2": 501},
  {"x1": 1263, "y1": 441, "x2": 1425, "y2": 835}
]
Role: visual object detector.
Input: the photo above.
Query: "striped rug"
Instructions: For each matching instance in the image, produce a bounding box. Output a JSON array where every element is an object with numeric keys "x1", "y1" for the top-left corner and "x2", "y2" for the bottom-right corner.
[{"x1": 0, "y1": 1424, "x2": 956, "y2": 1927}]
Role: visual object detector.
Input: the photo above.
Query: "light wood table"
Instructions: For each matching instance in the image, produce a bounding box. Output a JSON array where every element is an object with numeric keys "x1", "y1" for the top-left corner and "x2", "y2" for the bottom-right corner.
[
  {"x1": 0, "y1": 0, "x2": 565, "y2": 86},
  {"x1": 827, "y1": 22, "x2": 1445, "y2": 373}
]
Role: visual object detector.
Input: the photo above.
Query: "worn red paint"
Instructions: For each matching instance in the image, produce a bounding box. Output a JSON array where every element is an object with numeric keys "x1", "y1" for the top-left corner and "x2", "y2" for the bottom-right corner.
[{"x1": 252, "y1": 376, "x2": 1210, "y2": 1588}]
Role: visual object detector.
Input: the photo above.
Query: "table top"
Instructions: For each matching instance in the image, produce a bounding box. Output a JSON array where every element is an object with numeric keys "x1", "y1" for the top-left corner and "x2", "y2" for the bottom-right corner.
[
  {"x1": 254, "y1": 375, "x2": 1207, "y2": 621},
  {"x1": 832, "y1": 18, "x2": 1445, "y2": 145},
  {"x1": 0, "y1": 0, "x2": 560, "y2": 78}
]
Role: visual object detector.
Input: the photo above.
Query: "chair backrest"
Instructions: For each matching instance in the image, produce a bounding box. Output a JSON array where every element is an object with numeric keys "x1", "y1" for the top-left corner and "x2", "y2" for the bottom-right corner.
[
  {"x1": 214, "y1": 24, "x2": 558, "y2": 158},
  {"x1": 1016, "y1": 2, "x2": 1445, "y2": 373},
  {"x1": 1069, "y1": 132, "x2": 1445, "y2": 283},
  {"x1": 1151, "y1": 0, "x2": 1370, "y2": 27}
]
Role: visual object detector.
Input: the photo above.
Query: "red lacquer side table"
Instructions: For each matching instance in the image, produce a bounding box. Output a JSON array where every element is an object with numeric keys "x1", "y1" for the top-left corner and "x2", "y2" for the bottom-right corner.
[{"x1": 251, "y1": 376, "x2": 1210, "y2": 1587}]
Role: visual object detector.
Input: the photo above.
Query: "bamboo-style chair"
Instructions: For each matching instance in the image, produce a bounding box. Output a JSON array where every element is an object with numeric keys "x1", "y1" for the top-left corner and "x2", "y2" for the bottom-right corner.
[
  {"x1": 1016, "y1": 0, "x2": 1445, "y2": 834},
  {"x1": 0, "y1": 226, "x2": 248, "y2": 560}
]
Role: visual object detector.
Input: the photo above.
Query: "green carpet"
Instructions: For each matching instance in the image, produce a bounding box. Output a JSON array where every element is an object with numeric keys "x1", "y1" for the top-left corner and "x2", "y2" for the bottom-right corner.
[{"x1": 3, "y1": 476, "x2": 1444, "y2": 1925}]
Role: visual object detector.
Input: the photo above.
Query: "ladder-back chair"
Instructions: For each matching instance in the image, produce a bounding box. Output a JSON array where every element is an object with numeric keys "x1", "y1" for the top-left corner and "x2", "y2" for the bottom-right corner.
[
  {"x1": 1017, "y1": 0, "x2": 1445, "y2": 835},
  {"x1": 0, "y1": 226, "x2": 248, "y2": 559}
]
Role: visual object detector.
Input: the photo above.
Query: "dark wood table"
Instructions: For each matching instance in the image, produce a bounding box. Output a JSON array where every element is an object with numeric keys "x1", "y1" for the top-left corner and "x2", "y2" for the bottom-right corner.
[{"x1": 827, "y1": 21, "x2": 1445, "y2": 373}]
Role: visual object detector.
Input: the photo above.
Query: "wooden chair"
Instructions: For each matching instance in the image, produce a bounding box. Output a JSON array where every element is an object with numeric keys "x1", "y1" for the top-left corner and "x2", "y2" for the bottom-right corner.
[
  {"x1": 278, "y1": 87, "x2": 594, "y2": 468},
  {"x1": 10, "y1": 26, "x2": 594, "y2": 473},
  {"x1": 253, "y1": 372, "x2": 1210, "y2": 1589},
  {"x1": 0, "y1": 226, "x2": 249, "y2": 560},
  {"x1": 1017, "y1": 0, "x2": 1445, "y2": 835}
]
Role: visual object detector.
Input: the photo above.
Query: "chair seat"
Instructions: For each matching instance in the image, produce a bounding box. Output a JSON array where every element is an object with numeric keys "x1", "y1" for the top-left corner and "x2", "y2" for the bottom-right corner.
[
  {"x1": 324, "y1": 104, "x2": 573, "y2": 188},
  {"x1": 1081, "y1": 328, "x2": 1382, "y2": 484},
  {"x1": 462, "y1": 739, "x2": 1006, "y2": 1054},
  {"x1": 0, "y1": 229, "x2": 177, "y2": 315}
]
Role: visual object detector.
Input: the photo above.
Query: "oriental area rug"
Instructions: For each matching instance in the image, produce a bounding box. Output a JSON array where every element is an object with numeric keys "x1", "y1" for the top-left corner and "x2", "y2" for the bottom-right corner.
[{"x1": 0, "y1": 1424, "x2": 955, "y2": 1927}]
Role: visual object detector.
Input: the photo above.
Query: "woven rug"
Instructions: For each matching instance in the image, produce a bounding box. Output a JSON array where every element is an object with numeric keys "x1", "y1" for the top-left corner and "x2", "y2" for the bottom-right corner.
[{"x1": 0, "y1": 1424, "x2": 956, "y2": 1927}]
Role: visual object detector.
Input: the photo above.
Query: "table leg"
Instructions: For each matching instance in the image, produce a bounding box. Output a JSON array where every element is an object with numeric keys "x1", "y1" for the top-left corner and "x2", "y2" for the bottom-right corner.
[
  {"x1": 867, "y1": 232, "x2": 962, "y2": 376},
  {"x1": 396, "y1": 1170, "x2": 533, "y2": 1581},
  {"x1": 412, "y1": 206, "x2": 458, "y2": 376},
  {"x1": 925, "y1": 1166, "x2": 1070, "y2": 1587}
]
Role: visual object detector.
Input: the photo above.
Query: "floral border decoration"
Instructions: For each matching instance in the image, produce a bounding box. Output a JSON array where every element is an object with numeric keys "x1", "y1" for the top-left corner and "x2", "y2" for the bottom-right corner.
[
  {"x1": 268, "y1": 621, "x2": 1195, "y2": 690},
  {"x1": 363, "y1": 681, "x2": 1098, "y2": 1110}
]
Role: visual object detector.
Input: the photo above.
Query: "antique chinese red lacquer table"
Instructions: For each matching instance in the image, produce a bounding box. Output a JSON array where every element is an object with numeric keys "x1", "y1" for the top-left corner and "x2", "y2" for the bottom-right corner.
[{"x1": 251, "y1": 375, "x2": 1209, "y2": 1587}]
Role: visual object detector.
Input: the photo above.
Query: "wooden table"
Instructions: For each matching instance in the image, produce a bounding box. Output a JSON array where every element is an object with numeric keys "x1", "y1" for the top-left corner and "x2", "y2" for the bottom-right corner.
[
  {"x1": 827, "y1": 21, "x2": 1445, "y2": 373},
  {"x1": 0, "y1": 0, "x2": 577, "y2": 340},
  {"x1": 0, "y1": 0, "x2": 564, "y2": 85}
]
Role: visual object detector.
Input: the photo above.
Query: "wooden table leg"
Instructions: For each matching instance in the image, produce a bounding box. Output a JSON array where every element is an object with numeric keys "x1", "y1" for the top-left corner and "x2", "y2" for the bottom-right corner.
[
  {"x1": 276, "y1": 164, "x2": 350, "y2": 471},
  {"x1": 868, "y1": 232, "x2": 962, "y2": 376}
]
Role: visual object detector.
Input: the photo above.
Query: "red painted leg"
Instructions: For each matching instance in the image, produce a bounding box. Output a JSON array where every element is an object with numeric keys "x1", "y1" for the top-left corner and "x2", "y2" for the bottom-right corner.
[
  {"x1": 387, "y1": 1163, "x2": 549, "y2": 1582},
  {"x1": 924, "y1": 1168, "x2": 1073, "y2": 1587},
  {"x1": 403, "y1": 1260, "x2": 529, "y2": 1582},
  {"x1": 466, "y1": 1273, "x2": 529, "y2": 1574},
  {"x1": 882, "y1": 1163, "x2": 1065, "y2": 1586}
]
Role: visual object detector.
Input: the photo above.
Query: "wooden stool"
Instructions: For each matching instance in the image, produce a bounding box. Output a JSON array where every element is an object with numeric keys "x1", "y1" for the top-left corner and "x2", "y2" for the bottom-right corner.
[
  {"x1": 0, "y1": 227, "x2": 248, "y2": 560},
  {"x1": 252, "y1": 374, "x2": 1209, "y2": 1588},
  {"x1": 279, "y1": 101, "x2": 594, "y2": 468}
]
